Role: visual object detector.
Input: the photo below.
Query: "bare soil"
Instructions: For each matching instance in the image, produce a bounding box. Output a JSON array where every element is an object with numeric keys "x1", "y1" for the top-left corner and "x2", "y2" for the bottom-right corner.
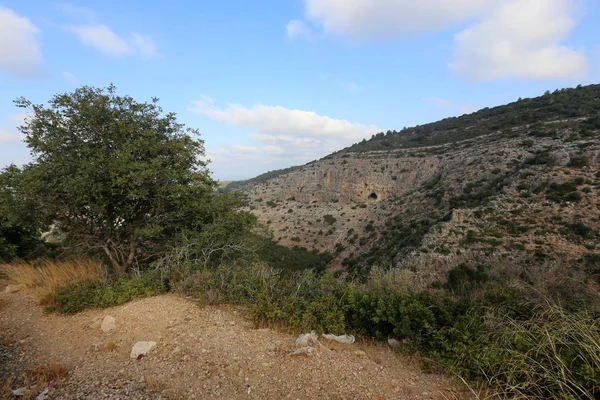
[{"x1": 0, "y1": 283, "x2": 468, "y2": 400}]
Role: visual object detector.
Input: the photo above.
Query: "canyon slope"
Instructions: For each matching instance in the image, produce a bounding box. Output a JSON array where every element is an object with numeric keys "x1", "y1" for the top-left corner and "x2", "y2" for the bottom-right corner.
[{"x1": 232, "y1": 85, "x2": 600, "y2": 285}]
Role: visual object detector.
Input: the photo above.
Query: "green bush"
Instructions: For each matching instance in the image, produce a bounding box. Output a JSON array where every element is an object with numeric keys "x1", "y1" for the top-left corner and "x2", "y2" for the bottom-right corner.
[
  {"x1": 569, "y1": 155, "x2": 590, "y2": 168},
  {"x1": 456, "y1": 307, "x2": 600, "y2": 399},
  {"x1": 46, "y1": 272, "x2": 168, "y2": 314},
  {"x1": 323, "y1": 214, "x2": 337, "y2": 225}
]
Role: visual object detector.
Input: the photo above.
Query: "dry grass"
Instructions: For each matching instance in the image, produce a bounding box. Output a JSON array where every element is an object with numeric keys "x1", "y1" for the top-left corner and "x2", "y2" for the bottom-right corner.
[
  {"x1": 1, "y1": 260, "x2": 103, "y2": 302},
  {"x1": 1, "y1": 363, "x2": 70, "y2": 400},
  {"x1": 95, "y1": 342, "x2": 117, "y2": 353},
  {"x1": 27, "y1": 362, "x2": 70, "y2": 384}
]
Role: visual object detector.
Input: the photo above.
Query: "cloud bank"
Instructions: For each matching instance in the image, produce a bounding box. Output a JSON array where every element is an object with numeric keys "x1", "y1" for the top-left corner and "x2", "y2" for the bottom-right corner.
[
  {"x1": 0, "y1": 7, "x2": 44, "y2": 77},
  {"x1": 289, "y1": 0, "x2": 587, "y2": 81},
  {"x1": 190, "y1": 96, "x2": 379, "y2": 178}
]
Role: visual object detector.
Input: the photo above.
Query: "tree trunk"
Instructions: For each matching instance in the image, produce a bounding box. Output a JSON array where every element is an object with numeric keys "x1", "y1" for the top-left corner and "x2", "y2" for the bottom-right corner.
[
  {"x1": 102, "y1": 241, "x2": 126, "y2": 276},
  {"x1": 124, "y1": 233, "x2": 136, "y2": 273}
]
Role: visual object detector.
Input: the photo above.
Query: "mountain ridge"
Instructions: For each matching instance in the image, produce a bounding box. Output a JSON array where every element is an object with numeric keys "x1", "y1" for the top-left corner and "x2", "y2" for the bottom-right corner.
[{"x1": 238, "y1": 83, "x2": 600, "y2": 282}]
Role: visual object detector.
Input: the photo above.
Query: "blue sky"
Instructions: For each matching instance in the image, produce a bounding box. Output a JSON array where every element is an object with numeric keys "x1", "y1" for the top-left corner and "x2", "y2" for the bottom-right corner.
[{"x1": 1, "y1": 0, "x2": 599, "y2": 180}]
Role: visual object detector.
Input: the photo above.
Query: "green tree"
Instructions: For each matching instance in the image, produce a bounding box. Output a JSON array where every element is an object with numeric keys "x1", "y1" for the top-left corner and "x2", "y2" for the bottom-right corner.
[
  {"x1": 0, "y1": 165, "x2": 45, "y2": 261},
  {"x1": 14, "y1": 85, "x2": 219, "y2": 275}
]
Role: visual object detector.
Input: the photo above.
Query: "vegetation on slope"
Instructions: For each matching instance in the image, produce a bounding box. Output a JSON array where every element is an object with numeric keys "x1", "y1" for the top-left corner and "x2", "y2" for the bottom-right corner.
[
  {"x1": 2, "y1": 84, "x2": 599, "y2": 399},
  {"x1": 223, "y1": 165, "x2": 302, "y2": 192},
  {"x1": 332, "y1": 83, "x2": 600, "y2": 155}
]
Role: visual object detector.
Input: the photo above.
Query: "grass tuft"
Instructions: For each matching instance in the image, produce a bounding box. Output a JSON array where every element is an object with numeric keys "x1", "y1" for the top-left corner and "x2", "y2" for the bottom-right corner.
[
  {"x1": 1, "y1": 260, "x2": 103, "y2": 302},
  {"x1": 27, "y1": 362, "x2": 70, "y2": 384}
]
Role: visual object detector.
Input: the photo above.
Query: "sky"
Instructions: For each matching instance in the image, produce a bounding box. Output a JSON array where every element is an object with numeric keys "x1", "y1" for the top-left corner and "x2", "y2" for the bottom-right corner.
[{"x1": 0, "y1": 0, "x2": 599, "y2": 181}]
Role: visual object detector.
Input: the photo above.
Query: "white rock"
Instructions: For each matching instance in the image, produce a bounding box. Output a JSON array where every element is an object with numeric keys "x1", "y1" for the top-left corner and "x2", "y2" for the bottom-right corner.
[
  {"x1": 387, "y1": 338, "x2": 401, "y2": 348},
  {"x1": 4, "y1": 284, "x2": 22, "y2": 293},
  {"x1": 322, "y1": 334, "x2": 355, "y2": 344},
  {"x1": 130, "y1": 341, "x2": 157, "y2": 358},
  {"x1": 101, "y1": 315, "x2": 116, "y2": 333},
  {"x1": 12, "y1": 387, "x2": 26, "y2": 396},
  {"x1": 290, "y1": 346, "x2": 317, "y2": 357},
  {"x1": 295, "y1": 331, "x2": 318, "y2": 347}
]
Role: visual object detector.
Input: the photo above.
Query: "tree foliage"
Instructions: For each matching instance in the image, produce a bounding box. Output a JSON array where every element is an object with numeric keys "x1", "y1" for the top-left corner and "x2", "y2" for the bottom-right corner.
[
  {"x1": 11, "y1": 85, "x2": 248, "y2": 275},
  {"x1": 0, "y1": 165, "x2": 46, "y2": 262}
]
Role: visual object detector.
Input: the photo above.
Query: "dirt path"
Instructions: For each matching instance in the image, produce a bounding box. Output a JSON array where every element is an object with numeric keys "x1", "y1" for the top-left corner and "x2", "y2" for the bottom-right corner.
[{"x1": 0, "y1": 283, "x2": 468, "y2": 399}]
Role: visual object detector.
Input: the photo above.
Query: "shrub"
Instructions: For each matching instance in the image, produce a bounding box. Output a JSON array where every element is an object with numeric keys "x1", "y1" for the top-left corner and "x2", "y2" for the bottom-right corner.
[
  {"x1": 569, "y1": 155, "x2": 590, "y2": 168},
  {"x1": 45, "y1": 272, "x2": 167, "y2": 313},
  {"x1": 458, "y1": 306, "x2": 600, "y2": 399},
  {"x1": 323, "y1": 215, "x2": 337, "y2": 225}
]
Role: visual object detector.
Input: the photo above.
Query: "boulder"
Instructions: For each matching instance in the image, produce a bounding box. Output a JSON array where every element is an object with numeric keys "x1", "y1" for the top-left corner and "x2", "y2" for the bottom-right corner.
[
  {"x1": 100, "y1": 315, "x2": 116, "y2": 333},
  {"x1": 130, "y1": 341, "x2": 157, "y2": 358}
]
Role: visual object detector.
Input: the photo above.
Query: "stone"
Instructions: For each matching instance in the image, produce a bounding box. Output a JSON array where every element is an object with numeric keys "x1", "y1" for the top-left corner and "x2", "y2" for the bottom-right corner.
[
  {"x1": 387, "y1": 338, "x2": 401, "y2": 348},
  {"x1": 290, "y1": 346, "x2": 317, "y2": 357},
  {"x1": 101, "y1": 315, "x2": 116, "y2": 333},
  {"x1": 130, "y1": 341, "x2": 157, "y2": 358},
  {"x1": 4, "y1": 284, "x2": 23, "y2": 293}
]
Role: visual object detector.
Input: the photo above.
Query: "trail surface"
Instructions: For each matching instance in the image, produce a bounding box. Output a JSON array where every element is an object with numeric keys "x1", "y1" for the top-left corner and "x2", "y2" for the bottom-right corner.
[{"x1": 0, "y1": 283, "x2": 466, "y2": 399}]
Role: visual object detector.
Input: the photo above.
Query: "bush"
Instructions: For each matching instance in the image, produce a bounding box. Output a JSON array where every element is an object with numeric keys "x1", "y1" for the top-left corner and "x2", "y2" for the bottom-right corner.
[
  {"x1": 569, "y1": 155, "x2": 590, "y2": 168},
  {"x1": 457, "y1": 306, "x2": 600, "y2": 399},
  {"x1": 323, "y1": 215, "x2": 337, "y2": 225},
  {"x1": 45, "y1": 272, "x2": 167, "y2": 313}
]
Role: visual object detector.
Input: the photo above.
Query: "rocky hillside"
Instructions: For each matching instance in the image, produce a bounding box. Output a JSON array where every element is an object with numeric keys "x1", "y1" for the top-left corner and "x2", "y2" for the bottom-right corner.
[{"x1": 241, "y1": 84, "x2": 600, "y2": 283}]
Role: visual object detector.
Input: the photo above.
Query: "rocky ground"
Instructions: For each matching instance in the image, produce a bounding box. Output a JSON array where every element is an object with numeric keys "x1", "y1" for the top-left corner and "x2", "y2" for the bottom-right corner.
[{"x1": 0, "y1": 283, "x2": 468, "y2": 400}]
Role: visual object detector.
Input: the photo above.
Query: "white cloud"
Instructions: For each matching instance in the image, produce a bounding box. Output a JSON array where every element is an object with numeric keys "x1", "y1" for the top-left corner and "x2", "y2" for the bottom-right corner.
[
  {"x1": 131, "y1": 33, "x2": 159, "y2": 57},
  {"x1": 67, "y1": 24, "x2": 158, "y2": 58},
  {"x1": 0, "y1": 113, "x2": 29, "y2": 144},
  {"x1": 7, "y1": 113, "x2": 30, "y2": 126},
  {"x1": 295, "y1": 0, "x2": 587, "y2": 81},
  {"x1": 303, "y1": 0, "x2": 485, "y2": 41},
  {"x1": 191, "y1": 96, "x2": 379, "y2": 179},
  {"x1": 0, "y1": 130, "x2": 23, "y2": 143},
  {"x1": 68, "y1": 25, "x2": 133, "y2": 56},
  {"x1": 450, "y1": 0, "x2": 587, "y2": 81},
  {"x1": 0, "y1": 7, "x2": 44, "y2": 77},
  {"x1": 57, "y1": 3, "x2": 96, "y2": 22},
  {"x1": 62, "y1": 71, "x2": 78, "y2": 85},
  {"x1": 190, "y1": 96, "x2": 377, "y2": 141},
  {"x1": 424, "y1": 97, "x2": 452, "y2": 108},
  {"x1": 286, "y1": 19, "x2": 313, "y2": 40}
]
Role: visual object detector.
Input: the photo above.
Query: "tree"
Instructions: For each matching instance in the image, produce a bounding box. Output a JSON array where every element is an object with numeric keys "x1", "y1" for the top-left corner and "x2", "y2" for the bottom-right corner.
[
  {"x1": 0, "y1": 165, "x2": 46, "y2": 261},
  {"x1": 14, "y1": 85, "x2": 219, "y2": 275}
]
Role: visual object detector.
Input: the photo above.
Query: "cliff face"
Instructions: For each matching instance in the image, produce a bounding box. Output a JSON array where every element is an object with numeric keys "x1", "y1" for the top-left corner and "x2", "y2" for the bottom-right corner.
[
  {"x1": 250, "y1": 155, "x2": 440, "y2": 204},
  {"x1": 243, "y1": 119, "x2": 600, "y2": 284}
]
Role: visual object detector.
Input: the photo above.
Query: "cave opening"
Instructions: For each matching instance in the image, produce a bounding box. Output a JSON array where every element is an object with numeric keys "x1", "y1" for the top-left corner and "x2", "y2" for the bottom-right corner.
[{"x1": 369, "y1": 192, "x2": 378, "y2": 200}]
